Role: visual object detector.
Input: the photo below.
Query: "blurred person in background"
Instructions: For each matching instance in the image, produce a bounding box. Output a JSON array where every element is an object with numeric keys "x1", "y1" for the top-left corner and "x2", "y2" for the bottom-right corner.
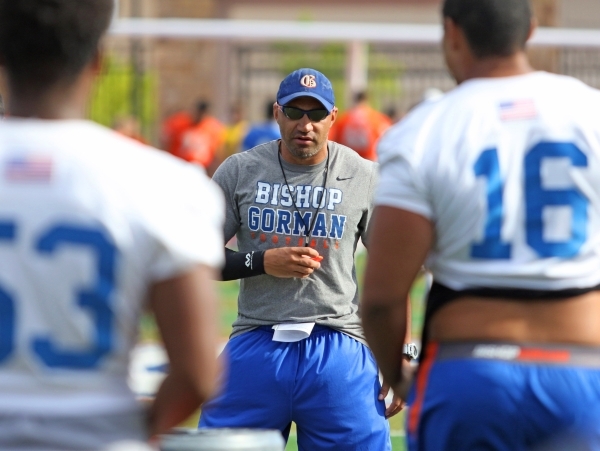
[
  {"x1": 177, "y1": 100, "x2": 226, "y2": 175},
  {"x1": 363, "y1": 0, "x2": 600, "y2": 450},
  {"x1": 161, "y1": 107, "x2": 192, "y2": 156},
  {"x1": 112, "y1": 115, "x2": 147, "y2": 145},
  {"x1": 199, "y1": 68, "x2": 414, "y2": 451},
  {"x1": 221, "y1": 102, "x2": 248, "y2": 159},
  {"x1": 0, "y1": 0, "x2": 224, "y2": 449},
  {"x1": 384, "y1": 105, "x2": 403, "y2": 124},
  {"x1": 241, "y1": 100, "x2": 281, "y2": 152},
  {"x1": 329, "y1": 91, "x2": 392, "y2": 161}
]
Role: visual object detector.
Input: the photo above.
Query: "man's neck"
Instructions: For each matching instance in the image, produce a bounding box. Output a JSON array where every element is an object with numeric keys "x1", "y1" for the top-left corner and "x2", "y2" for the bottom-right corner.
[
  {"x1": 462, "y1": 52, "x2": 534, "y2": 83},
  {"x1": 279, "y1": 140, "x2": 328, "y2": 166}
]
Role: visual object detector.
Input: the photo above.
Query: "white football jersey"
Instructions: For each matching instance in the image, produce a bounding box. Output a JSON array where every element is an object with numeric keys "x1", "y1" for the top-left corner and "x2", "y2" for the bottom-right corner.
[
  {"x1": 0, "y1": 119, "x2": 224, "y2": 415},
  {"x1": 377, "y1": 72, "x2": 600, "y2": 291}
]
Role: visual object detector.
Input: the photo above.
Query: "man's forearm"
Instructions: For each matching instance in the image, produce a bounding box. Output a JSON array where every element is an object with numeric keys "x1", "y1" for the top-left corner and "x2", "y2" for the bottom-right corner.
[
  {"x1": 221, "y1": 248, "x2": 266, "y2": 281},
  {"x1": 147, "y1": 372, "x2": 204, "y2": 437},
  {"x1": 221, "y1": 246, "x2": 323, "y2": 280},
  {"x1": 363, "y1": 302, "x2": 408, "y2": 387}
]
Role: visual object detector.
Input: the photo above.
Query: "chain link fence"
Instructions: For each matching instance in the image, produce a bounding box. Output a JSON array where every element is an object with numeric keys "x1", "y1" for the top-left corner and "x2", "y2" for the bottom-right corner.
[{"x1": 90, "y1": 38, "x2": 600, "y2": 146}]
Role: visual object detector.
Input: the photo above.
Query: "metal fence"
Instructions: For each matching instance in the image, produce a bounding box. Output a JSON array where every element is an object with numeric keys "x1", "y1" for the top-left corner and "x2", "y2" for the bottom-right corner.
[
  {"x1": 234, "y1": 44, "x2": 600, "y2": 117},
  {"x1": 91, "y1": 38, "x2": 600, "y2": 146},
  {"x1": 560, "y1": 48, "x2": 600, "y2": 88},
  {"x1": 234, "y1": 44, "x2": 455, "y2": 122}
]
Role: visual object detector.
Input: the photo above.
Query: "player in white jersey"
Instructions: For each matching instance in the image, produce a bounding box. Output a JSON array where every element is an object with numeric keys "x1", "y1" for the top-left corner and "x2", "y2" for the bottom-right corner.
[
  {"x1": 0, "y1": 1, "x2": 224, "y2": 449},
  {"x1": 362, "y1": 0, "x2": 600, "y2": 450}
]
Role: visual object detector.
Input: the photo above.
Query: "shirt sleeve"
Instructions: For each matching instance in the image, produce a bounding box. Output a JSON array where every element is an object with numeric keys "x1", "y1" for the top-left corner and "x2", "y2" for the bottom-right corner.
[
  {"x1": 359, "y1": 161, "x2": 379, "y2": 246},
  {"x1": 211, "y1": 155, "x2": 242, "y2": 243},
  {"x1": 375, "y1": 104, "x2": 437, "y2": 220},
  {"x1": 145, "y1": 163, "x2": 226, "y2": 281}
]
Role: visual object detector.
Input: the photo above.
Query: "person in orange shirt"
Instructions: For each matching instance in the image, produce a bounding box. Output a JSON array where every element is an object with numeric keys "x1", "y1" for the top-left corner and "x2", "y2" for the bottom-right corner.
[
  {"x1": 161, "y1": 109, "x2": 193, "y2": 156},
  {"x1": 177, "y1": 101, "x2": 225, "y2": 174},
  {"x1": 329, "y1": 91, "x2": 392, "y2": 161}
]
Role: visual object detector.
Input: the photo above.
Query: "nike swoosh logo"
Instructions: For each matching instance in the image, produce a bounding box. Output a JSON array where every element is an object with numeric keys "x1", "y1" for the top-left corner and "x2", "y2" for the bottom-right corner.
[{"x1": 336, "y1": 176, "x2": 353, "y2": 181}]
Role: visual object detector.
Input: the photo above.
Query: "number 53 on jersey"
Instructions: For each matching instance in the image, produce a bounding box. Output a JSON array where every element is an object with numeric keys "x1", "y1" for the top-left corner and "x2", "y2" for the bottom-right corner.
[{"x1": 0, "y1": 221, "x2": 116, "y2": 369}]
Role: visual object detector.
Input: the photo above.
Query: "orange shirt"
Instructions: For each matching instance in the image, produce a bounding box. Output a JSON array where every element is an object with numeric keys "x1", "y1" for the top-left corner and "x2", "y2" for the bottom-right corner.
[
  {"x1": 162, "y1": 111, "x2": 193, "y2": 156},
  {"x1": 329, "y1": 104, "x2": 392, "y2": 161},
  {"x1": 177, "y1": 116, "x2": 226, "y2": 168}
]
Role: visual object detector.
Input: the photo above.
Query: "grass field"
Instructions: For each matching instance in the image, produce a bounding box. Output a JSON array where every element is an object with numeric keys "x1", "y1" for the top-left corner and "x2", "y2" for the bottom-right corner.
[
  {"x1": 283, "y1": 418, "x2": 408, "y2": 451},
  {"x1": 141, "y1": 250, "x2": 425, "y2": 450}
]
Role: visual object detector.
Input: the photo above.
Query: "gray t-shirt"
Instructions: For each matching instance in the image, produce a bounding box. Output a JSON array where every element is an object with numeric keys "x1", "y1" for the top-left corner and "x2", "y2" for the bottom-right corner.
[{"x1": 213, "y1": 140, "x2": 377, "y2": 343}]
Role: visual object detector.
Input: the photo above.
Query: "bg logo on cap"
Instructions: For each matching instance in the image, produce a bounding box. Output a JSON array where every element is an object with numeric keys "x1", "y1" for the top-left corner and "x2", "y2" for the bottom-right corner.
[{"x1": 300, "y1": 75, "x2": 317, "y2": 88}]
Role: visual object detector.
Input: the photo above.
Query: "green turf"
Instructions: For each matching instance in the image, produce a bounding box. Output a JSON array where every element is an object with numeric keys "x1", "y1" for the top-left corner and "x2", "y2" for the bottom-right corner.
[
  {"x1": 283, "y1": 412, "x2": 408, "y2": 450},
  {"x1": 284, "y1": 433, "x2": 407, "y2": 451}
]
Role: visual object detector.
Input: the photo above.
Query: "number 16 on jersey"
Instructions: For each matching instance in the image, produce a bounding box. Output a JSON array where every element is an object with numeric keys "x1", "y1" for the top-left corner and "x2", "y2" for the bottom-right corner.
[{"x1": 471, "y1": 141, "x2": 588, "y2": 259}]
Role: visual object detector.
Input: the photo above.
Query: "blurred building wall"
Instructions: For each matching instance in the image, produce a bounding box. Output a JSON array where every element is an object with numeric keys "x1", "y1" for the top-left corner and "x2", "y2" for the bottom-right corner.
[
  {"x1": 142, "y1": 0, "x2": 220, "y2": 122},
  {"x1": 559, "y1": 0, "x2": 600, "y2": 27},
  {"x1": 227, "y1": 3, "x2": 440, "y2": 24},
  {"x1": 115, "y1": 0, "x2": 444, "y2": 126},
  {"x1": 220, "y1": 0, "x2": 442, "y2": 122},
  {"x1": 530, "y1": 0, "x2": 558, "y2": 73},
  {"x1": 107, "y1": 0, "x2": 599, "y2": 143}
]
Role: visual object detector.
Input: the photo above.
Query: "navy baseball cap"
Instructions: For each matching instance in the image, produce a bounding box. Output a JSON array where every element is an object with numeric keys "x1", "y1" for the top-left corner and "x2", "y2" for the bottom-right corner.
[{"x1": 277, "y1": 68, "x2": 335, "y2": 113}]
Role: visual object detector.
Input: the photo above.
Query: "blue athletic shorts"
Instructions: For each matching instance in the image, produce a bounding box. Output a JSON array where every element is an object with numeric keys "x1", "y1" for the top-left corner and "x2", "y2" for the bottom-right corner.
[
  {"x1": 199, "y1": 325, "x2": 391, "y2": 451},
  {"x1": 407, "y1": 342, "x2": 600, "y2": 451}
]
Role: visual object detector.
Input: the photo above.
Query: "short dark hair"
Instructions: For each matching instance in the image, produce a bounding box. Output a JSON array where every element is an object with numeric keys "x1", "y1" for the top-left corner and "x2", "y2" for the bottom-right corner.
[
  {"x1": 196, "y1": 101, "x2": 210, "y2": 113},
  {"x1": 442, "y1": 0, "x2": 532, "y2": 59},
  {"x1": 265, "y1": 100, "x2": 275, "y2": 120},
  {"x1": 354, "y1": 92, "x2": 367, "y2": 104},
  {"x1": 0, "y1": 0, "x2": 114, "y2": 93}
]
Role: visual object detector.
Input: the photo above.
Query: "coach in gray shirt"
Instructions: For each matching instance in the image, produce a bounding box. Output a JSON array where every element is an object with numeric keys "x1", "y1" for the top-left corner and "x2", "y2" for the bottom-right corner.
[{"x1": 199, "y1": 68, "x2": 405, "y2": 451}]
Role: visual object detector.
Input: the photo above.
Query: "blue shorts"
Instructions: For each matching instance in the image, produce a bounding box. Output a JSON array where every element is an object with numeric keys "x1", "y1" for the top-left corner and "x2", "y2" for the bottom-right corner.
[
  {"x1": 407, "y1": 342, "x2": 600, "y2": 451},
  {"x1": 199, "y1": 325, "x2": 391, "y2": 451}
]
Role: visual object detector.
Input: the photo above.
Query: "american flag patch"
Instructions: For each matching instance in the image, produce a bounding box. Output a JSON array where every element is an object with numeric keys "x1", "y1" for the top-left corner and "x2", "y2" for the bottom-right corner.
[
  {"x1": 499, "y1": 99, "x2": 537, "y2": 121},
  {"x1": 4, "y1": 155, "x2": 53, "y2": 183}
]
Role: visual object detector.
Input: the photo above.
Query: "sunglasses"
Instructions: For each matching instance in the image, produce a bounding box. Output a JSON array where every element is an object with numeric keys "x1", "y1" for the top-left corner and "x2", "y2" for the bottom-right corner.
[{"x1": 278, "y1": 105, "x2": 330, "y2": 122}]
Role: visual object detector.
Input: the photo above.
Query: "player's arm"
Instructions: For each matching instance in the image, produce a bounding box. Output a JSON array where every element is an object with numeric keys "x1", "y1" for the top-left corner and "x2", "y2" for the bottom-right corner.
[
  {"x1": 221, "y1": 246, "x2": 322, "y2": 280},
  {"x1": 362, "y1": 206, "x2": 433, "y2": 396},
  {"x1": 378, "y1": 293, "x2": 413, "y2": 418},
  {"x1": 146, "y1": 264, "x2": 220, "y2": 438},
  {"x1": 363, "y1": 184, "x2": 416, "y2": 418}
]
